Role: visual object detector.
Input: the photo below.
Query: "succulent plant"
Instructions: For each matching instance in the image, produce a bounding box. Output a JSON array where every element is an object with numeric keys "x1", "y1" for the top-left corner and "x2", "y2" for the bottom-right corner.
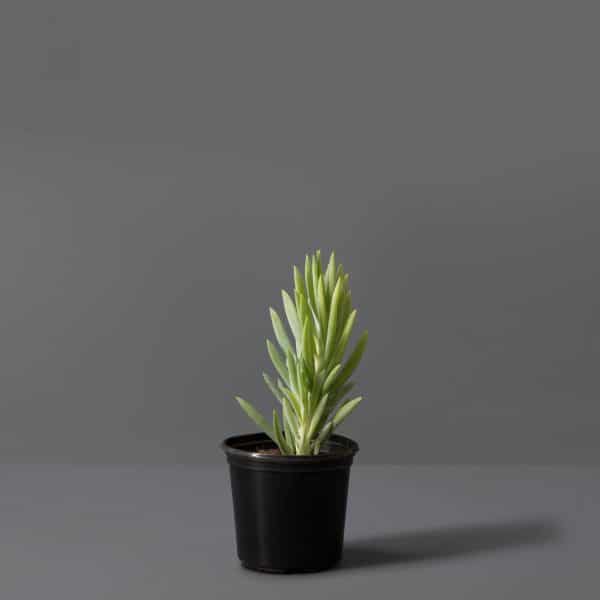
[{"x1": 236, "y1": 250, "x2": 368, "y2": 455}]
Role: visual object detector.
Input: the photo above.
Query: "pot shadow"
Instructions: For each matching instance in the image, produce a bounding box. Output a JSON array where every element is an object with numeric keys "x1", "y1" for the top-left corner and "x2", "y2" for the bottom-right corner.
[{"x1": 341, "y1": 518, "x2": 561, "y2": 570}]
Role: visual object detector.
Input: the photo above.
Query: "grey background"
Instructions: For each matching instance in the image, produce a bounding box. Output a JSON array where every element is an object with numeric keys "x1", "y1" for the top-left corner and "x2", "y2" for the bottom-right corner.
[{"x1": 1, "y1": 1, "x2": 599, "y2": 464}]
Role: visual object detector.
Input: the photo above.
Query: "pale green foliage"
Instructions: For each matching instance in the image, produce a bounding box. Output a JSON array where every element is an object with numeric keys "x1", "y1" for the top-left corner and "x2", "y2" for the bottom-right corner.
[{"x1": 236, "y1": 250, "x2": 368, "y2": 455}]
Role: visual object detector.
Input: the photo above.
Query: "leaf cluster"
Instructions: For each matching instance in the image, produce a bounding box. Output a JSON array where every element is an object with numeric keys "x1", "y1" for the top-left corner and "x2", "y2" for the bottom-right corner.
[{"x1": 236, "y1": 250, "x2": 368, "y2": 455}]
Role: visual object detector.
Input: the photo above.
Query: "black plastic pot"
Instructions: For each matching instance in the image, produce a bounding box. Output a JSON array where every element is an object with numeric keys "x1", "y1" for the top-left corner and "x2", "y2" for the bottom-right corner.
[{"x1": 221, "y1": 432, "x2": 359, "y2": 573}]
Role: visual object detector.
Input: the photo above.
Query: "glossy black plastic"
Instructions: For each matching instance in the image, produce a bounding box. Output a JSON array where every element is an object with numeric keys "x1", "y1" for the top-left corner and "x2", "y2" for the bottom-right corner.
[{"x1": 222, "y1": 432, "x2": 359, "y2": 573}]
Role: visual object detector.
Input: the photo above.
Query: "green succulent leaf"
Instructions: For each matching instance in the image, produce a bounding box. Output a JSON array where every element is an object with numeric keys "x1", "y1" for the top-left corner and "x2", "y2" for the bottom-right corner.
[
  {"x1": 263, "y1": 372, "x2": 283, "y2": 403},
  {"x1": 306, "y1": 392, "x2": 329, "y2": 441},
  {"x1": 325, "y1": 251, "x2": 336, "y2": 293},
  {"x1": 272, "y1": 410, "x2": 291, "y2": 454},
  {"x1": 293, "y1": 265, "x2": 305, "y2": 297},
  {"x1": 311, "y1": 258, "x2": 320, "y2": 308},
  {"x1": 282, "y1": 290, "x2": 301, "y2": 348},
  {"x1": 277, "y1": 380, "x2": 302, "y2": 417},
  {"x1": 332, "y1": 309, "x2": 357, "y2": 364},
  {"x1": 236, "y1": 396, "x2": 275, "y2": 440},
  {"x1": 316, "y1": 276, "x2": 327, "y2": 328},
  {"x1": 301, "y1": 318, "x2": 313, "y2": 367},
  {"x1": 324, "y1": 277, "x2": 343, "y2": 361},
  {"x1": 266, "y1": 339, "x2": 289, "y2": 384},
  {"x1": 270, "y1": 308, "x2": 293, "y2": 354},
  {"x1": 282, "y1": 399, "x2": 299, "y2": 439},
  {"x1": 322, "y1": 363, "x2": 342, "y2": 393},
  {"x1": 304, "y1": 255, "x2": 315, "y2": 308},
  {"x1": 337, "y1": 330, "x2": 368, "y2": 387},
  {"x1": 285, "y1": 350, "x2": 298, "y2": 394},
  {"x1": 313, "y1": 421, "x2": 334, "y2": 454},
  {"x1": 332, "y1": 396, "x2": 363, "y2": 428}
]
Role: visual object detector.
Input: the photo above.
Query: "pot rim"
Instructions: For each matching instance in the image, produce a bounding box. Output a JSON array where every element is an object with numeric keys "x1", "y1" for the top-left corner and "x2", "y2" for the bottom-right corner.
[{"x1": 221, "y1": 432, "x2": 359, "y2": 468}]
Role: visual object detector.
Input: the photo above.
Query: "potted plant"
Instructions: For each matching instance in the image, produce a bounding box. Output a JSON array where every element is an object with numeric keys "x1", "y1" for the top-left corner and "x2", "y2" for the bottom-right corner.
[{"x1": 222, "y1": 250, "x2": 368, "y2": 573}]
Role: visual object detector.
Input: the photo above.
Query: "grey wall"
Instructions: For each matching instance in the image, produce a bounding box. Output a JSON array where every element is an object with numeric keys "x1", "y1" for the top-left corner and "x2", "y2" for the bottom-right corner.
[{"x1": 1, "y1": 1, "x2": 599, "y2": 464}]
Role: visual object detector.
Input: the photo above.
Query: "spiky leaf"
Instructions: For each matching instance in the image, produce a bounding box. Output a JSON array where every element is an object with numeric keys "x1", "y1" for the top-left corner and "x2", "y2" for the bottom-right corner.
[
  {"x1": 236, "y1": 397, "x2": 275, "y2": 440},
  {"x1": 337, "y1": 330, "x2": 368, "y2": 387},
  {"x1": 282, "y1": 290, "x2": 301, "y2": 347},
  {"x1": 270, "y1": 308, "x2": 293, "y2": 354},
  {"x1": 332, "y1": 396, "x2": 363, "y2": 428}
]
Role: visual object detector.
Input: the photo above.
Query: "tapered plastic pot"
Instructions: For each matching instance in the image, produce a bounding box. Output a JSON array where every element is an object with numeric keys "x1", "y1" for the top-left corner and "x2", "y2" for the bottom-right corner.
[{"x1": 221, "y1": 432, "x2": 359, "y2": 573}]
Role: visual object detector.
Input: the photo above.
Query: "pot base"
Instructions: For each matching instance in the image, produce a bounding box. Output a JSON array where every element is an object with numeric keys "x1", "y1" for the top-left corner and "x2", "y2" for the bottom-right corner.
[{"x1": 241, "y1": 559, "x2": 340, "y2": 574}]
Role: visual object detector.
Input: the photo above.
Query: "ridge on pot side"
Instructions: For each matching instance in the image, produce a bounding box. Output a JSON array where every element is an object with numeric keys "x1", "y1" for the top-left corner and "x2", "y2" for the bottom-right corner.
[{"x1": 222, "y1": 250, "x2": 368, "y2": 573}]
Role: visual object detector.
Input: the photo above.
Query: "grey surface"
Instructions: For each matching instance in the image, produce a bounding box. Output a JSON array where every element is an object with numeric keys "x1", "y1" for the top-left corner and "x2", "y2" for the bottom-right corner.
[
  {"x1": 1, "y1": 1, "x2": 600, "y2": 464},
  {"x1": 0, "y1": 465, "x2": 596, "y2": 599}
]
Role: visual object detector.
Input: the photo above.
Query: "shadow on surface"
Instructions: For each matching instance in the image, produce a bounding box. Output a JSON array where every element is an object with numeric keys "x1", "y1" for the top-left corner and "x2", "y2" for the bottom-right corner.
[{"x1": 341, "y1": 518, "x2": 561, "y2": 570}]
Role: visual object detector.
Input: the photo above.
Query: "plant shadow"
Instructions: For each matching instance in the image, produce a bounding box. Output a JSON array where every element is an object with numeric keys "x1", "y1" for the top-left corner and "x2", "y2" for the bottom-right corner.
[{"x1": 341, "y1": 518, "x2": 561, "y2": 570}]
